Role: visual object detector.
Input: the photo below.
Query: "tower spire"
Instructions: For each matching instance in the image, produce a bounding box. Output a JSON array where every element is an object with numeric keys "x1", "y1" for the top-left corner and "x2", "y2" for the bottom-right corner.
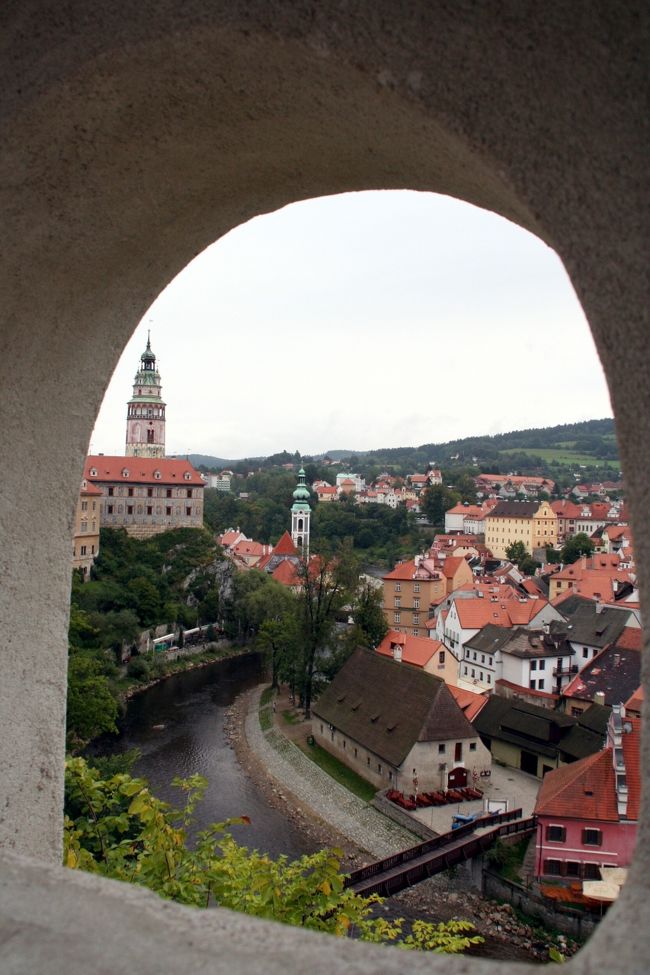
[
  {"x1": 291, "y1": 467, "x2": 311, "y2": 556},
  {"x1": 125, "y1": 332, "x2": 166, "y2": 458}
]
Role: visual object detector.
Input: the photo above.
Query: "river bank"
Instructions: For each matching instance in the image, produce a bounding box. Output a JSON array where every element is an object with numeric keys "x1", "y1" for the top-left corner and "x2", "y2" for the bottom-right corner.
[
  {"x1": 121, "y1": 641, "x2": 250, "y2": 702},
  {"x1": 227, "y1": 681, "x2": 581, "y2": 964}
]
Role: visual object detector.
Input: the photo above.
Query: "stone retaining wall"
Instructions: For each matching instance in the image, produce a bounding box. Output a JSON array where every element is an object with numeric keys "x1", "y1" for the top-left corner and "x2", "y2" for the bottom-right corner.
[{"x1": 483, "y1": 871, "x2": 600, "y2": 941}]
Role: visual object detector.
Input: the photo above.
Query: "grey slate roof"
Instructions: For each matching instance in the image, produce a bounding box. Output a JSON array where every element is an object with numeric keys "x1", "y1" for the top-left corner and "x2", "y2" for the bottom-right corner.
[
  {"x1": 551, "y1": 600, "x2": 628, "y2": 649},
  {"x1": 466, "y1": 625, "x2": 573, "y2": 659},
  {"x1": 488, "y1": 501, "x2": 540, "y2": 518},
  {"x1": 474, "y1": 696, "x2": 606, "y2": 764},
  {"x1": 313, "y1": 647, "x2": 476, "y2": 767},
  {"x1": 562, "y1": 646, "x2": 641, "y2": 706}
]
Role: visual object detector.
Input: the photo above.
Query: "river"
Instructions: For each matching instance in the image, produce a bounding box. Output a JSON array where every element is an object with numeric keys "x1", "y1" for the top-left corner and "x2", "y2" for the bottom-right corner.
[{"x1": 98, "y1": 651, "x2": 316, "y2": 859}]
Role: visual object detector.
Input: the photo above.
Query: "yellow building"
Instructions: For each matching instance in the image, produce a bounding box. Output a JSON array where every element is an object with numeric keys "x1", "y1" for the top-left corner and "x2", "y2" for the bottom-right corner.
[
  {"x1": 484, "y1": 500, "x2": 557, "y2": 559},
  {"x1": 72, "y1": 478, "x2": 102, "y2": 578}
]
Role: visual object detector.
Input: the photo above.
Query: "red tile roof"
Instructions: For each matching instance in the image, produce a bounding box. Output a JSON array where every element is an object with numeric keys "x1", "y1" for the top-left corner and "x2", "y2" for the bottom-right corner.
[
  {"x1": 232, "y1": 540, "x2": 268, "y2": 558},
  {"x1": 447, "y1": 685, "x2": 489, "y2": 721},
  {"x1": 496, "y1": 678, "x2": 558, "y2": 701},
  {"x1": 625, "y1": 686, "x2": 643, "y2": 716},
  {"x1": 81, "y1": 482, "x2": 103, "y2": 497},
  {"x1": 273, "y1": 531, "x2": 298, "y2": 556},
  {"x1": 446, "y1": 504, "x2": 484, "y2": 517},
  {"x1": 454, "y1": 596, "x2": 547, "y2": 630},
  {"x1": 615, "y1": 627, "x2": 643, "y2": 651},
  {"x1": 376, "y1": 630, "x2": 443, "y2": 668},
  {"x1": 535, "y1": 719, "x2": 640, "y2": 822},
  {"x1": 271, "y1": 560, "x2": 301, "y2": 587},
  {"x1": 86, "y1": 455, "x2": 204, "y2": 486},
  {"x1": 440, "y1": 556, "x2": 467, "y2": 578}
]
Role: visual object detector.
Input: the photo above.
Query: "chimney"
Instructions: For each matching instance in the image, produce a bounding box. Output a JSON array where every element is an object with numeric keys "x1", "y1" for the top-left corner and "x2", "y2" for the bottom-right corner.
[
  {"x1": 392, "y1": 643, "x2": 403, "y2": 663},
  {"x1": 543, "y1": 621, "x2": 550, "y2": 635},
  {"x1": 594, "y1": 691, "x2": 606, "y2": 706}
]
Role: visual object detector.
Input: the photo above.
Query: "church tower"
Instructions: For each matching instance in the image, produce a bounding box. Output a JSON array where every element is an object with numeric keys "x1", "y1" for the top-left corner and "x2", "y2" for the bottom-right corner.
[
  {"x1": 125, "y1": 333, "x2": 166, "y2": 458},
  {"x1": 291, "y1": 468, "x2": 311, "y2": 557}
]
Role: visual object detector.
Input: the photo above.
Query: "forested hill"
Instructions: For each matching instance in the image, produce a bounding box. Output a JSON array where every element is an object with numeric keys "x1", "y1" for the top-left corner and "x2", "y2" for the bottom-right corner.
[
  {"x1": 190, "y1": 418, "x2": 618, "y2": 477},
  {"x1": 339, "y1": 418, "x2": 618, "y2": 471}
]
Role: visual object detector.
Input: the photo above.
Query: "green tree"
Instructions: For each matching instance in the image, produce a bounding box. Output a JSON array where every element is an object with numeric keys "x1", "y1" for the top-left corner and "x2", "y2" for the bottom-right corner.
[
  {"x1": 421, "y1": 484, "x2": 460, "y2": 528},
  {"x1": 257, "y1": 613, "x2": 300, "y2": 690},
  {"x1": 64, "y1": 758, "x2": 481, "y2": 952},
  {"x1": 297, "y1": 544, "x2": 360, "y2": 718},
  {"x1": 352, "y1": 581, "x2": 388, "y2": 649},
  {"x1": 66, "y1": 652, "x2": 119, "y2": 749},
  {"x1": 561, "y1": 532, "x2": 595, "y2": 564},
  {"x1": 505, "y1": 540, "x2": 529, "y2": 565}
]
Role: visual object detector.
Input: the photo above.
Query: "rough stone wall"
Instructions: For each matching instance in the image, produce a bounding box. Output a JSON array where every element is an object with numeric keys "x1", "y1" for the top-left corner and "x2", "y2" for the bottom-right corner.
[{"x1": 0, "y1": 2, "x2": 648, "y2": 973}]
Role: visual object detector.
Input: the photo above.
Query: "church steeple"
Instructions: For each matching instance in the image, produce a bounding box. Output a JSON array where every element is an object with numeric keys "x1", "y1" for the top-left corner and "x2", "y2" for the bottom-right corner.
[
  {"x1": 125, "y1": 333, "x2": 166, "y2": 458},
  {"x1": 291, "y1": 468, "x2": 311, "y2": 556}
]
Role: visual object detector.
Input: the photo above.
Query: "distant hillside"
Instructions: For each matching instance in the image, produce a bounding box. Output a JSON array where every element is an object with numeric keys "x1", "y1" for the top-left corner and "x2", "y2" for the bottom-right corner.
[{"x1": 188, "y1": 418, "x2": 619, "y2": 483}]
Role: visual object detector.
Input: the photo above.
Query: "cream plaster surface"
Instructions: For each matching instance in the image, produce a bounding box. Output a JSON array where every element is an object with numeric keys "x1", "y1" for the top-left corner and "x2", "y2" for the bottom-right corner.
[{"x1": 0, "y1": 2, "x2": 648, "y2": 973}]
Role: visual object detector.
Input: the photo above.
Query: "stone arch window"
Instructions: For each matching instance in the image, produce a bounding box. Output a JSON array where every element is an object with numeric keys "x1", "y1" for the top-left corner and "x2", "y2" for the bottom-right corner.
[{"x1": 0, "y1": 8, "x2": 646, "y2": 975}]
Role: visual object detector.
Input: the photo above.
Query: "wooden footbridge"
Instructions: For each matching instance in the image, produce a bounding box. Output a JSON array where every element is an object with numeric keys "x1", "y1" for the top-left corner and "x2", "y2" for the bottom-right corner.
[{"x1": 345, "y1": 808, "x2": 536, "y2": 898}]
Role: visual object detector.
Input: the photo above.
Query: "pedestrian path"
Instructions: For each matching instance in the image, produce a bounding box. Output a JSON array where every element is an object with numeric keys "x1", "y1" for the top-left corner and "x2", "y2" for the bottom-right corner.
[{"x1": 244, "y1": 686, "x2": 418, "y2": 859}]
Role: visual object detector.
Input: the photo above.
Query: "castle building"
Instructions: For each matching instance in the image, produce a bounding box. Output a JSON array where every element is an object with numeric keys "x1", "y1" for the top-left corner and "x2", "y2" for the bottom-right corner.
[
  {"x1": 83, "y1": 332, "x2": 204, "y2": 538},
  {"x1": 291, "y1": 467, "x2": 311, "y2": 556},
  {"x1": 125, "y1": 333, "x2": 166, "y2": 458},
  {"x1": 84, "y1": 456, "x2": 204, "y2": 539},
  {"x1": 72, "y1": 477, "x2": 102, "y2": 577}
]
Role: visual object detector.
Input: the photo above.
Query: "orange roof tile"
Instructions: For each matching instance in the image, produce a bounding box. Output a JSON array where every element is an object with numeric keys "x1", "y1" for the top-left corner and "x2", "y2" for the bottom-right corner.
[
  {"x1": 447, "y1": 685, "x2": 489, "y2": 721},
  {"x1": 625, "y1": 686, "x2": 643, "y2": 716},
  {"x1": 535, "y1": 719, "x2": 640, "y2": 822},
  {"x1": 454, "y1": 596, "x2": 546, "y2": 630},
  {"x1": 441, "y1": 556, "x2": 467, "y2": 578},
  {"x1": 81, "y1": 482, "x2": 103, "y2": 497},
  {"x1": 272, "y1": 531, "x2": 299, "y2": 556},
  {"x1": 615, "y1": 627, "x2": 642, "y2": 650},
  {"x1": 86, "y1": 455, "x2": 204, "y2": 486},
  {"x1": 376, "y1": 630, "x2": 443, "y2": 668},
  {"x1": 271, "y1": 560, "x2": 301, "y2": 587}
]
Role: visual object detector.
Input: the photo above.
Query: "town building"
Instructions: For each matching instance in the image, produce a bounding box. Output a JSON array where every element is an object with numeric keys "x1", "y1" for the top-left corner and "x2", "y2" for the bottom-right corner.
[
  {"x1": 205, "y1": 471, "x2": 232, "y2": 492},
  {"x1": 312, "y1": 647, "x2": 491, "y2": 792},
  {"x1": 474, "y1": 696, "x2": 610, "y2": 778},
  {"x1": 72, "y1": 478, "x2": 102, "y2": 578},
  {"x1": 484, "y1": 499, "x2": 558, "y2": 558},
  {"x1": 462, "y1": 624, "x2": 576, "y2": 697},
  {"x1": 84, "y1": 455, "x2": 204, "y2": 538},
  {"x1": 335, "y1": 472, "x2": 365, "y2": 494},
  {"x1": 376, "y1": 629, "x2": 459, "y2": 685},
  {"x1": 534, "y1": 706, "x2": 639, "y2": 882},
  {"x1": 475, "y1": 473, "x2": 556, "y2": 498},
  {"x1": 437, "y1": 591, "x2": 562, "y2": 689},
  {"x1": 560, "y1": 627, "x2": 642, "y2": 716},
  {"x1": 125, "y1": 334, "x2": 166, "y2": 458},
  {"x1": 383, "y1": 554, "x2": 473, "y2": 637}
]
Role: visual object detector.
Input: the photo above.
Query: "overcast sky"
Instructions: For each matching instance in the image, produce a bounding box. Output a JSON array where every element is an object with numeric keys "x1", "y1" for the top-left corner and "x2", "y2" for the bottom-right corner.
[{"x1": 91, "y1": 190, "x2": 612, "y2": 460}]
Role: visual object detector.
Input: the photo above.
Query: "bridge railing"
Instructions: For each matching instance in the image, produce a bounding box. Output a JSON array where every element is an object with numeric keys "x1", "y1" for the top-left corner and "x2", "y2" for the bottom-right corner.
[
  {"x1": 348, "y1": 814, "x2": 537, "y2": 898},
  {"x1": 345, "y1": 806, "x2": 526, "y2": 887}
]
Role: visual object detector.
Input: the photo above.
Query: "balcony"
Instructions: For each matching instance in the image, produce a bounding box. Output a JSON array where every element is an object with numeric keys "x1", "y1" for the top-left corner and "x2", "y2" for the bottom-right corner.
[{"x1": 553, "y1": 664, "x2": 579, "y2": 676}]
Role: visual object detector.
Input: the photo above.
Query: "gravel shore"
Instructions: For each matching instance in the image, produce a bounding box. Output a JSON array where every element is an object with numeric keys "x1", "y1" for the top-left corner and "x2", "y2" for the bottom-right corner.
[{"x1": 224, "y1": 682, "x2": 582, "y2": 964}]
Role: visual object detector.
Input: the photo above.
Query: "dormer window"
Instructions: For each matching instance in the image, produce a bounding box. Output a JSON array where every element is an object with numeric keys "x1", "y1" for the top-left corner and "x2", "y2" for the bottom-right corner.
[
  {"x1": 154, "y1": 470, "x2": 161, "y2": 479},
  {"x1": 121, "y1": 468, "x2": 129, "y2": 478},
  {"x1": 184, "y1": 472, "x2": 192, "y2": 480},
  {"x1": 89, "y1": 468, "x2": 97, "y2": 477}
]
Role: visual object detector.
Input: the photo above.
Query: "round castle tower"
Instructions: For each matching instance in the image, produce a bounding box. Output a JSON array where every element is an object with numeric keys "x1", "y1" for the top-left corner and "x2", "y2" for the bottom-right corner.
[{"x1": 125, "y1": 333, "x2": 166, "y2": 458}]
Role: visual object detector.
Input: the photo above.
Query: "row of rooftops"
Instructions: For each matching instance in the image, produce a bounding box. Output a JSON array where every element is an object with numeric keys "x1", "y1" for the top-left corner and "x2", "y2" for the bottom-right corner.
[{"x1": 85, "y1": 455, "x2": 205, "y2": 486}]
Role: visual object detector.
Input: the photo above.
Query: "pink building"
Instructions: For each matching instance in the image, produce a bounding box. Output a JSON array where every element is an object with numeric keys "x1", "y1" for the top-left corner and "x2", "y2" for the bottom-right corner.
[{"x1": 534, "y1": 706, "x2": 639, "y2": 884}]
